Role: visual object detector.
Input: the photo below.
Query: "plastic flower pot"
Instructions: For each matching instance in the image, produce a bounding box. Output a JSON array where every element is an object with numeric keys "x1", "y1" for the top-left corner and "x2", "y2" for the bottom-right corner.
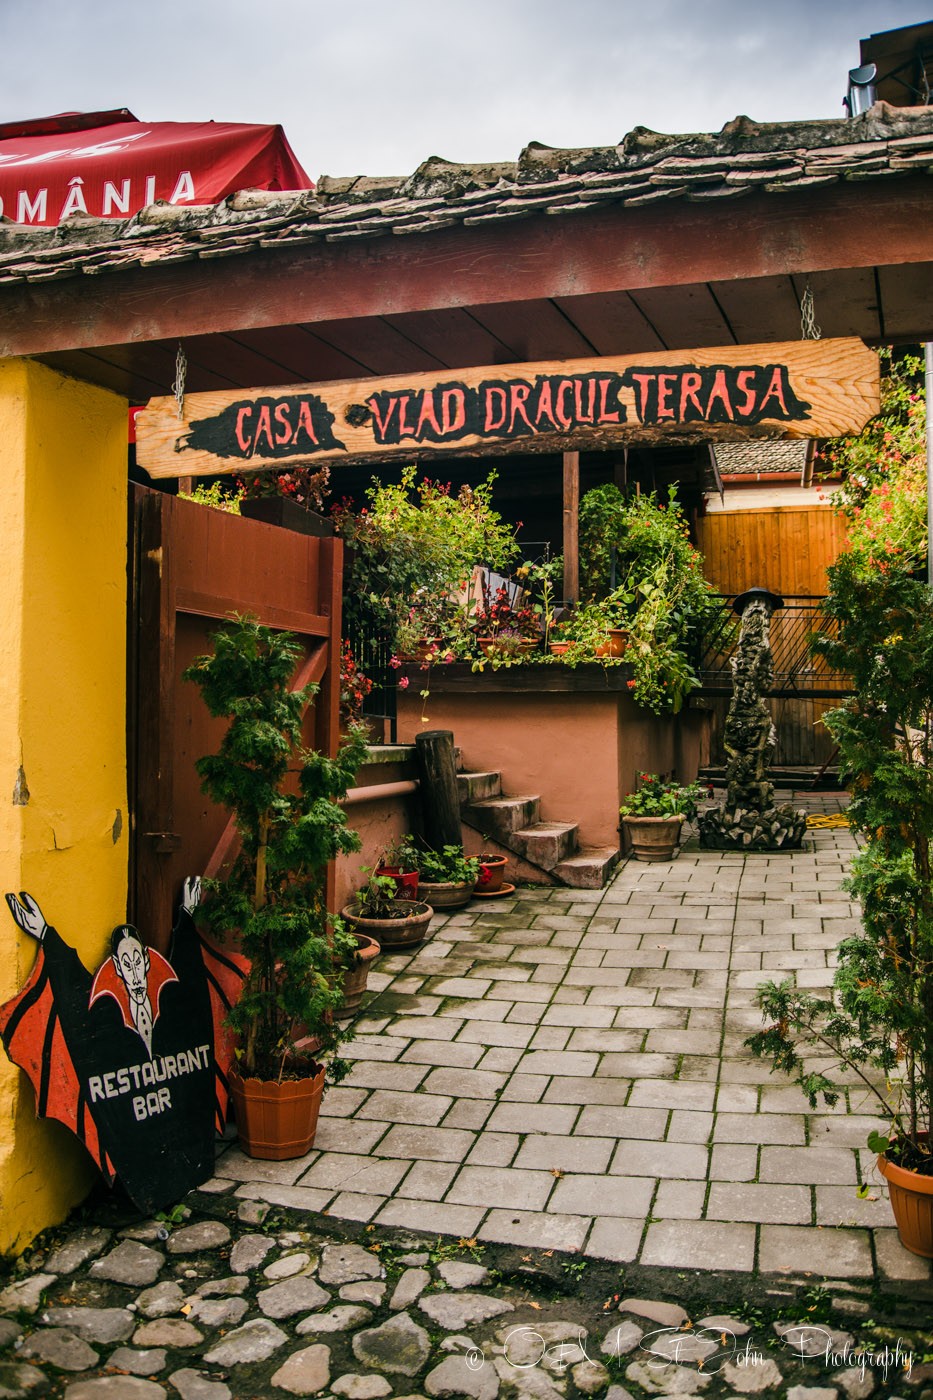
[
  {"x1": 375, "y1": 865, "x2": 420, "y2": 899},
  {"x1": 229, "y1": 1062, "x2": 326, "y2": 1161},
  {"x1": 877, "y1": 1144, "x2": 933, "y2": 1258}
]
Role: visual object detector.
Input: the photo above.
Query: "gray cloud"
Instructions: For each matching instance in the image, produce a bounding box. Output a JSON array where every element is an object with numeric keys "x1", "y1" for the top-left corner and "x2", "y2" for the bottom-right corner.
[{"x1": 1, "y1": 0, "x2": 928, "y2": 179}]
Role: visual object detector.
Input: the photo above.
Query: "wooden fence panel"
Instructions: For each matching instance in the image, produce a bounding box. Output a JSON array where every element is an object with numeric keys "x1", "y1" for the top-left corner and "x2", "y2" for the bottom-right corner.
[
  {"x1": 706, "y1": 696, "x2": 839, "y2": 770},
  {"x1": 128, "y1": 487, "x2": 342, "y2": 952},
  {"x1": 696, "y1": 506, "x2": 849, "y2": 597}
]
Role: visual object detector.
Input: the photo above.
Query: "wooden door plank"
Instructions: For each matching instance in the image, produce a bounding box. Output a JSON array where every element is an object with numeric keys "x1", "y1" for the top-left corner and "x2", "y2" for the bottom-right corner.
[
  {"x1": 876, "y1": 262, "x2": 933, "y2": 341},
  {"x1": 790, "y1": 269, "x2": 882, "y2": 341},
  {"x1": 180, "y1": 333, "x2": 316, "y2": 389},
  {"x1": 131, "y1": 488, "x2": 345, "y2": 950},
  {"x1": 176, "y1": 588, "x2": 330, "y2": 635},
  {"x1": 133, "y1": 491, "x2": 179, "y2": 953},
  {"x1": 311, "y1": 316, "x2": 449, "y2": 376},
  {"x1": 383, "y1": 307, "x2": 514, "y2": 368},
  {"x1": 238, "y1": 324, "x2": 376, "y2": 381}
]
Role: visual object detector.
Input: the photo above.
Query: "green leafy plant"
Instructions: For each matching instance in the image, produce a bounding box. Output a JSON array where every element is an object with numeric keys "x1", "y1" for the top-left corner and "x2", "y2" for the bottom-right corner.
[
  {"x1": 184, "y1": 615, "x2": 367, "y2": 1083},
  {"x1": 179, "y1": 480, "x2": 243, "y2": 513},
  {"x1": 414, "y1": 845, "x2": 481, "y2": 885},
  {"x1": 334, "y1": 467, "x2": 519, "y2": 655},
  {"x1": 747, "y1": 555, "x2": 933, "y2": 1173},
  {"x1": 351, "y1": 870, "x2": 419, "y2": 920},
  {"x1": 619, "y1": 773, "x2": 706, "y2": 820},
  {"x1": 819, "y1": 348, "x2": 927, "y2": 575},
  {"x1": 574, "y1": 486, "x2": 717, "y2": 712}
]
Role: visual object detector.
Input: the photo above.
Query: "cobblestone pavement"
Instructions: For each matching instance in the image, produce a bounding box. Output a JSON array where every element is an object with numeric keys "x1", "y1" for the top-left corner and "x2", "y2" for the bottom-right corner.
[
  {"x1": 211, "y1": 790, "x2": 931, "y2": 1288},
  {"x1": 2, "y1": 1194, "x2": 933, "y2": 1398}
]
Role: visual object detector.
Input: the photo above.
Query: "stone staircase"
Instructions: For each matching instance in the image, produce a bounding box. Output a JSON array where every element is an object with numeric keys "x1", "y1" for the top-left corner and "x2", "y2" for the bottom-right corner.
[{"x1": 456, "y1": 767, "x2": 621, "y2": 889}]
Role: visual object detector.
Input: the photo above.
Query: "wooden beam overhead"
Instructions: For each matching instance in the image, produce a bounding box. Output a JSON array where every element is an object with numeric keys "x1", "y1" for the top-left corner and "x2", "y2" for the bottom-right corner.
[{"x1": 3, "y1": 178, "x2": 932, "y2": 359}]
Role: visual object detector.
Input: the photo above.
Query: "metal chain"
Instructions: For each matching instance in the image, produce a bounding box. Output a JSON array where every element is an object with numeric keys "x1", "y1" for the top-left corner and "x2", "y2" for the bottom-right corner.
[
  {"x1": 173, "y1": 343, "x2": 188, "y2": 419},
  {"x1": 800, "y1": 282, "x2": 821, "y2": 341}
]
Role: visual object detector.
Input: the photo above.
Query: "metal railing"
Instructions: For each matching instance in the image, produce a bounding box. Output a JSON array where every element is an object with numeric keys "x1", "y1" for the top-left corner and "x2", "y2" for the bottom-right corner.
[
  {"x1": 694, "y1": 595, "x2": 853, "y2": 698},
  {"x1": 345, "y1": 620, "x2": 397, "y2": 742}
]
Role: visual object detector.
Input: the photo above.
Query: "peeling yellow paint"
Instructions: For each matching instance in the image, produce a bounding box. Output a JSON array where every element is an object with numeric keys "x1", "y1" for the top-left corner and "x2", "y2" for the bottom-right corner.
[{"x1": 0, "y1": 359, "x2": 128, "y2": 1255}]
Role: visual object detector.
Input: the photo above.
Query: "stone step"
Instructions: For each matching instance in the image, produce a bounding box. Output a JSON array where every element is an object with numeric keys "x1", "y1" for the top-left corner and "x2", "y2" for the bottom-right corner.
[
  {"x1": 456, "y1": 770, "x2": 502, "y2": 804},
  {"x1": 552, "y1": 846, "x2": 622, "y2": 889},
  {"x1": 463, "y1": 794, "x2": 541, "y2": 839},
  {"x1": 512, "y1": 820, "x2": 580, "y2": 871}
]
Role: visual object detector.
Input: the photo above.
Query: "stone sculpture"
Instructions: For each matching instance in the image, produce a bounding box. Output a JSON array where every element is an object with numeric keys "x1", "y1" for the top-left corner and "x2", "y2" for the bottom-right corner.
[{"x1": 699, "y1": 588, "x2": 807, "y2": 850}]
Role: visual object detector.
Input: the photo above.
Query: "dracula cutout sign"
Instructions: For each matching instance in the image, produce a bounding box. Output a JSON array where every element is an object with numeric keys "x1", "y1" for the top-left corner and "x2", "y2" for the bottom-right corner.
[
  {"x1": 135, "y1": 337, "x2": 880, "y2": 480},
  {"x1": 0, "y1": 879, "x2": 247, "y2": 1214}
]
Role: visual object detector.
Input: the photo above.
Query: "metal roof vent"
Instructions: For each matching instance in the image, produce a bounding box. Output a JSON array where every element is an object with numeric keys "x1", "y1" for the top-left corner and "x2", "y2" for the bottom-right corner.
[{"x1": 844, "y1": 64, "x2": 877, "y2": 116}]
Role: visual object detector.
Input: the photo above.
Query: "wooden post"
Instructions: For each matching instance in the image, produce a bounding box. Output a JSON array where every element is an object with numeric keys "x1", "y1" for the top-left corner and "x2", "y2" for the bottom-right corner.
[
  {"x1": 415, "y1": 730, "x2": 463, "y2": 851},
  {"x1": 562, "y1": 450, "x2": 580, "y2": 604}
]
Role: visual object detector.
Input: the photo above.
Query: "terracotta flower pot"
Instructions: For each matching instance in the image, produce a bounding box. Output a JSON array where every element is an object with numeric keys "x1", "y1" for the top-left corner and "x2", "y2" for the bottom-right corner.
[
  {"x1": 595, "y1": 628, "x2": 628, "y2": 658},
  {"x1": 476, "y1": 854, "x2": 508, "y2": 893},
  {"x1": 416, "y1": 880, "x2": 474, "y2": 910},
  {"x1": 477, "y1": 637, "x2": 540, "y2": 657},
  {"x1": 336, "y1": 932, "x2": 380, "y2": 1019},
  {"x1": 549, "y1": 641, "x2": 571, "y2": 656},
  {"x1": 877, "y1": 1148, "x2": 933, "y2": 1258},
  {"x1": 229, "y1": 1062, "x2": 325, "y2": 1161},
  {"x1": 398, "y1": 639, "x2": 441, "y2": 664},
  {"x1": 622, "y1": 813, "x2": 684, "y2": 862},
  {"x1": 342, "y1": 900, "x2": 434, "y2": 949}
]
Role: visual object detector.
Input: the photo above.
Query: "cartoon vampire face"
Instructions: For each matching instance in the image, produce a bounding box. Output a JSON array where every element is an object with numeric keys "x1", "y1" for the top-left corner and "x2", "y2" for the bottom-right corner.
[{"x1": 111, "y1": 926, "x2": 151, "y2": 1007}]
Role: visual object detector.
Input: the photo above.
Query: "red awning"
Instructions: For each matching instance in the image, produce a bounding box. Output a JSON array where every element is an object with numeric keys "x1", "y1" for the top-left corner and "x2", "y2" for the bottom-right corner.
[{"x1": 0, "y1": 109, "x2": 313, "y2": 227}]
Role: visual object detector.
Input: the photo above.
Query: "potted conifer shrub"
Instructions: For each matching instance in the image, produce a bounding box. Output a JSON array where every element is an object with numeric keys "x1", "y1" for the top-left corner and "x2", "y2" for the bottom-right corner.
[
  {"x1": 185, "y1": 615, "x2": 367, "y2": 1161},
  {"x1": 748, "y1": 558, "x2": 933, "y2": 1257}
]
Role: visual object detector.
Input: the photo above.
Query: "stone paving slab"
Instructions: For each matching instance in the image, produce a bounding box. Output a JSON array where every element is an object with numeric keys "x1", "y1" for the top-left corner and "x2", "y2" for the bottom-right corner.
[{"x1": 308, "y1": 793, "x2": 925, "y2": 1284}]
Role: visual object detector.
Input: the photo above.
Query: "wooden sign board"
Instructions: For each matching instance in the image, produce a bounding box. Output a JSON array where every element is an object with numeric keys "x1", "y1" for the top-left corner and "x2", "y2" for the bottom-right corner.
[{"x1": 137, "y1": 337, "x2": 879, "y2": 480}]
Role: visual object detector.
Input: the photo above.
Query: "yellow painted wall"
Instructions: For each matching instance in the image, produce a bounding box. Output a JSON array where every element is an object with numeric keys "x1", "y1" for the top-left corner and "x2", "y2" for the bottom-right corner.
[{"x1": 0, "y1": 359, "x2": 128, "y2": 1255}]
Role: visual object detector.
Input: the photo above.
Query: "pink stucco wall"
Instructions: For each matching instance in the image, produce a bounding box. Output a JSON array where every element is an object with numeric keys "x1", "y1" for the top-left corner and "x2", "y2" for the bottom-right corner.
[
  {"x1": 334, "y1": 752, "x2": 421, "y2": 911},
  {"x1": 396, "y1": 683, "x2": 709, "y2": 850}
]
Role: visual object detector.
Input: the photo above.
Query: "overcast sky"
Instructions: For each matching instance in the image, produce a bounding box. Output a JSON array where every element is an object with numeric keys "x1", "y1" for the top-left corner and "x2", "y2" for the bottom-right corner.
[{"x1": 1, "y1": 0, "x2": 928, "y2": 180}]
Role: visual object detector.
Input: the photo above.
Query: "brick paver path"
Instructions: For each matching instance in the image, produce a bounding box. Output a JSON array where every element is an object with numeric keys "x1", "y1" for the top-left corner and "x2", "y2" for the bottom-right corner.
[{"x1": 212, "y1": 790, "x2": 932, "y2": 1286}]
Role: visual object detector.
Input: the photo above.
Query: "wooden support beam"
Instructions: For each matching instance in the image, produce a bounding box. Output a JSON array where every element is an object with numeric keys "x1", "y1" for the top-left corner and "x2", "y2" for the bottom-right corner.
[
  {"x1": 563, "y1": 450, "x2": 580, "y2": 605},
  {"x1": 415, "y1": 730, "x2": 463, "y2": 851},
  {"x1": 3, "y1": 178, "x2": 932, "y2": 358}
]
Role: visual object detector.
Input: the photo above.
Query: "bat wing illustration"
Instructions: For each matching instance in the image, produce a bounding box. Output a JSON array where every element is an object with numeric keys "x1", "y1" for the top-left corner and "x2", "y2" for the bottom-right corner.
[
  {"x1": 197, "y1": 930, "x2": 249, "y2": 1130},
  {"x1": 0, "y1": 944, "x2": 115, "y2": 1181}
]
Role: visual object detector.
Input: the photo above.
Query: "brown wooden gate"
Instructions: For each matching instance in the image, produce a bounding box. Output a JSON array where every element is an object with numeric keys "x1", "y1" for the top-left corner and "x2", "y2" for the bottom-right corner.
[{"x1": 128, "y1": 487, "x2": 342, "y2": 952}]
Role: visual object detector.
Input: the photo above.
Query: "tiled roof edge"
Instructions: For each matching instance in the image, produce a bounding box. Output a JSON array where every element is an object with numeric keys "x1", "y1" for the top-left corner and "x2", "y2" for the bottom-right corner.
[{"x1": 1, "y1": 102, "x2": 930, "y2": 285}]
